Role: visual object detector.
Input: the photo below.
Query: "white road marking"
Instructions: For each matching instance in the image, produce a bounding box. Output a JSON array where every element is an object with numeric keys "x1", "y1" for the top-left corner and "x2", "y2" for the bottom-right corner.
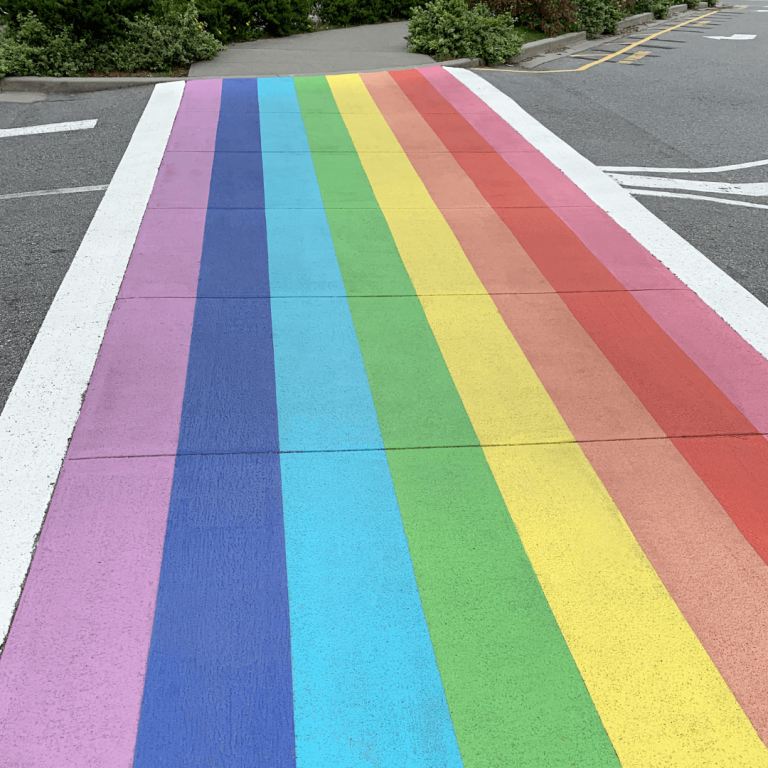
[
  {"x1": 0, "y1": 119, "x2": 97, "y2": 139},
  {"x1": 704, "y1": 33, "x2": 757, "y2": 38},
  {"x1": 627, "y1": 189, "x2": 768, "y2": 210},
  {"x1": 599, "y1": 158, "x2": 768, "y2": 173},
  {"x1": 0, "y1": 82, "x2": 184, "y2": 648},
  {"x1": 447, "y1": 67, "x2": 768, "y2": 363},
  {"x1": 0, "y1": 185, "x2": 108, "y2": 202},
  {"x1": 607, "y1": 173, "x2": 768, "y2": 196}
]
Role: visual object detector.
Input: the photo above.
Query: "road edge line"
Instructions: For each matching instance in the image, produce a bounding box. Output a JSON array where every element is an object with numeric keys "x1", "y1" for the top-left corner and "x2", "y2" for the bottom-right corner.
[
  {"x1": 0, "y1": 81, "x2": 185, "y2": 648},
  {"x1": 445, "y1": 67, "x2": 768, "y2": 361}
]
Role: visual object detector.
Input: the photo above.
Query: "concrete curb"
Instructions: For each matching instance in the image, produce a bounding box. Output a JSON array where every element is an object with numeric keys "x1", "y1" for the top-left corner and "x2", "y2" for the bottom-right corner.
[
  {"x1": 508, "y1": 30, "x2": 587, "y2": 63},
  {"x1": 440, "y1": 57, "x2": 484, "y2": 69},
  {"x1": 668, "y1": 3, "x2": 690, "y2": 14},
  {"x1": 0, "y1": 76, "x2": 181, "y2": 94},
  {"x1": 617, "y1": 12, "x2": 654, "y2": 32},
  {"x1": 0, "y1": 59, "x2": 482, "y2": 94}
]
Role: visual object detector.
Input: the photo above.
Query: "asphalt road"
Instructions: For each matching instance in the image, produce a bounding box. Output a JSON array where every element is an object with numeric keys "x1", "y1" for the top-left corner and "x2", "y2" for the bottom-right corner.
[
  {"x1": 479, "y1": 4, "x2": 768, "y2": 305},
  {"x1": 0, "y1": 86, "x2": 152, "y2": 412}
]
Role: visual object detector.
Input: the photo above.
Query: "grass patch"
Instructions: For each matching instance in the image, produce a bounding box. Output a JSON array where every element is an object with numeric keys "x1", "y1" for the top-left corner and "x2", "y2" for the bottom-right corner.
[{"x1": 518, "y1": 27, "x2": 550, "y2": 43}]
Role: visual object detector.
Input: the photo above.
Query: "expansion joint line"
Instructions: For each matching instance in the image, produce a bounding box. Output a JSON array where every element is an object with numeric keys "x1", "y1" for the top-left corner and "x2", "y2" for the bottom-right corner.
[{"x1": 477, "y1": 8, "x2": 720, "y2": 73}]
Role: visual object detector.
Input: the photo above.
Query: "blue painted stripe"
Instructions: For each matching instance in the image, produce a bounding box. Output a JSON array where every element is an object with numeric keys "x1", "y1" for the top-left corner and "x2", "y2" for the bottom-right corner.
[
  {"x1": 259, "y1": 77, "x2": 464, "y2": 768},
  {"x1": 133, "y1": 80, "x2": 296, "y2": 767}
]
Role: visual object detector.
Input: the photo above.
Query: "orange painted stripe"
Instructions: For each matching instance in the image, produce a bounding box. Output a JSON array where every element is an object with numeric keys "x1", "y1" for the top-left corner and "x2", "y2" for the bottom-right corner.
[
  {"x1": 361, "y1": 68, "x2": 768, "y2": 744},
  {"x1": 388, "y1": 66, "x2": 768, "y2": 566}
]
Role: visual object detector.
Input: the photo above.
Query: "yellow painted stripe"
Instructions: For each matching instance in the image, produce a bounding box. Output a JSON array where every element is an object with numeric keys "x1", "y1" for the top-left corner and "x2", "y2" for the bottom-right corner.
[{"x1": 326, "y1": 72, "x2": 768, "y2": 766}]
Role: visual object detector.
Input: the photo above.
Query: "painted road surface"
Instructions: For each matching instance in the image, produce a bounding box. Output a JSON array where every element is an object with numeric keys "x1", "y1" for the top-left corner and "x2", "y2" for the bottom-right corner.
[{"x1": 2, "y1": 70, "x2": 768, "y2": 766}]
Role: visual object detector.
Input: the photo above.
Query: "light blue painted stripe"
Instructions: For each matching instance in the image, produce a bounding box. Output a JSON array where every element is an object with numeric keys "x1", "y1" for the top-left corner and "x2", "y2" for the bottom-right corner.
[{"x1": 258, "y1": 77, "x2": 464, "y2": 768}]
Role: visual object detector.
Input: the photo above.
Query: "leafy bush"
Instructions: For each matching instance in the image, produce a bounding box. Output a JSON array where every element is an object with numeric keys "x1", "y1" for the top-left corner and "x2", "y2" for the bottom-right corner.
[
  {"x1": 0, "y1": 0, "x2": 155, "y2": 40},
  {"x1": 631, "y1": 0, "x2": 671, "y2": 18},
  {"x1": 578, "y1": 0, "x2": 623, "y2": 36},
  {"x1": 0, "y1": 13, "x2": 94, "y2": 76},
  {"x1": 476, "y1": 0, "x2": 579, "y2": 37},
  {"x1": 316, "y1": 0, "x2": 416, "y2": 27},
  {"x1": 407, "y1": 0, "x2": 523, "y2": 64},
  {"x1": 0, "y1": 0, "x2": 315, "y2": 43},
  {"x1": 193, "y1": 0, "x2": 313, "y2": 40},
  {"x1": 0, "y1": 3, "x2": 224, "y2": 76}
]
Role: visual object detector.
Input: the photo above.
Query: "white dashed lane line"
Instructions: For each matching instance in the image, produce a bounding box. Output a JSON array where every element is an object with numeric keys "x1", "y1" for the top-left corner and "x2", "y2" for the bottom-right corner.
[
  {"x1": 0, "y1": 120, "x2": 97, "y2": 139},
  {"x1": 0, "y1": 185, "x2": 108, "y2": 202}
]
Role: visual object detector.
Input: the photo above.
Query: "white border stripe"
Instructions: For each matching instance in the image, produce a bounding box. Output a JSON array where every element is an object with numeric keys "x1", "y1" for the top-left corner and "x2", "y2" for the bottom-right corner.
[
  {"x1": 0, "y1": 82, "x2": 184, "y2": 646},
  {"x1": 445, "y1": 68, "x2": 768, "y2": 361},
  {"x1": 0, "y1": 120, "x2": 98, "y2": 139}
]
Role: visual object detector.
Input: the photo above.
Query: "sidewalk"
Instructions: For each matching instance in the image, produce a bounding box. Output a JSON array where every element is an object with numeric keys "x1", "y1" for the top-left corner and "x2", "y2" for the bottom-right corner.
[
  {"x1": 1, "y1": 68, "x2": 768, "y2": 766},
  {"x1": 188, "y1": 20, "x2": 434, "y2": 77}
]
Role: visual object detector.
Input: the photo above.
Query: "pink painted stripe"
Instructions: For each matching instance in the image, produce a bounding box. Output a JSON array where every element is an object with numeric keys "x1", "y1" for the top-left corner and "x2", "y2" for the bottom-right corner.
[
  {"x1": 0, "y1": 458, "x2": 176, "y2": 768},
  {"x1": 0, "y1": 79, "x2": 221, "y2": 767},
  {"x1": 423, "y1": 66, "x2": 768, "y2": 433}
]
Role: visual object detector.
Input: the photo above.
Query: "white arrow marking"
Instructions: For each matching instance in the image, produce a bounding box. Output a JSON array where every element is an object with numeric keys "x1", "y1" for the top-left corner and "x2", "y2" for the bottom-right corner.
[
  {"x1": 607, "y1": 173, "x2": 768, "y2": 197},
  {"x1": 0, "y1": 119, "x2": 97, "y2": 139},
  {"x1": 626, "y1": 189, "x2": 768, "y2": 210},
  {"x1": 704, "y1": 33, "x2": 757, "y2": 38},
  {"x1": 599, "y1": 158, "x2": 768, "y2": 174}
]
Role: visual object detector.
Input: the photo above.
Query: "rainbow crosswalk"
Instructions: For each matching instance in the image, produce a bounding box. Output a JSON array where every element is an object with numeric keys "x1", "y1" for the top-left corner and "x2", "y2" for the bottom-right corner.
[{"x1": 2, "y1": 70, "x2": 768, "y2": 766}]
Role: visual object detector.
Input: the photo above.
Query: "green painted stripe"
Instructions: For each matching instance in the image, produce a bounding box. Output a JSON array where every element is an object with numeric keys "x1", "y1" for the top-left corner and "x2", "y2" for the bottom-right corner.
[{"x1": 294, "y1": 75, "x2": 620, "y2": 768}]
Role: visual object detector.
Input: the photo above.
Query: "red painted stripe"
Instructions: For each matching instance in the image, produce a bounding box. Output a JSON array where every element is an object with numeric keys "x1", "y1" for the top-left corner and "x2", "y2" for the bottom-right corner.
[
  {"x1": 366, "y1": 69, "x2": 768, "y2": 743},
  {"x1": 388, "y1": 68, "x2": 768, "y2": 570}
]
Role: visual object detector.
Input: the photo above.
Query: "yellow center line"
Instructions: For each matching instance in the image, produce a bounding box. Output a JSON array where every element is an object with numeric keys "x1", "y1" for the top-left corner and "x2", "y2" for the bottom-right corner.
[{"x1": 477, "y1": 8, "x2": 720, "y2": 73}]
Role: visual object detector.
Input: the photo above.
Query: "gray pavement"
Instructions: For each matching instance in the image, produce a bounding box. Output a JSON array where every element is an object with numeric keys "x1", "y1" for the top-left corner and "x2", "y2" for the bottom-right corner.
[
  {"x1": 478, "y1": 5, "x2": 768, "y2": 305},
  {"x1": 0, "y1": 87, "x2": 152, "y2": 412},
  {"x1": 188, "y1": 20, "x2": 434, "y2": 77}
]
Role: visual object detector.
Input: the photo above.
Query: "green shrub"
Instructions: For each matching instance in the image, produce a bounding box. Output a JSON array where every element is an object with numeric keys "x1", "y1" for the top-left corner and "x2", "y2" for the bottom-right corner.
[
  {"x1": 315, "y1": 0, "x2": 418, "y2": 27},
  {"x1": 578, "y1": 0, "x2": 623, "y2": 36},
  {"x1": 476, "y1": 0, "x2": 579, "y2": 37},
  {"x1": 193, "y1": 0, "x2": 313, "y2": 40},
  {"x1": 407, "y1": 0, "x2": 523, "y2": 64},
  {"x1": 0, "y1": 12, "x2": 95, "y2": 76},
  {"x1": 632, "y1": 0, "x2": 671, "y2": 18},
  {"x1": 0, "y1": 3, "x2": 224, "y2": 76},
  {"x1": 0, "y1": 0, "x2": 154, "y2": 40}
]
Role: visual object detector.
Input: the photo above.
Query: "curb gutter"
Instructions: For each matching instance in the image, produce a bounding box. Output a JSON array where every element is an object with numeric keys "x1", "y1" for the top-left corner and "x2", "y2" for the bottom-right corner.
[
  {"x1": 507, "y1": 3, "x2": 721, "y2": 65},
  {"x1": 0, "y1": 58, "x2": 482, "y2": 94},
  {"x1": 509, "y1": 30, "x2": 587, "y2": 63}
]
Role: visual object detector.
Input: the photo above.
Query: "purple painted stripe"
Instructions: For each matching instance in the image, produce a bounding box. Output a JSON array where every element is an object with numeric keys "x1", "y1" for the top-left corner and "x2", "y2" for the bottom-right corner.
[
  {"x1": 119, "y1": 209, "x2": 207, "y2": 299},
  {"x1": 0, "y1": 80, "x2": 221, "y2": 767},
  {"x1": 0, "y1": 458, "x2": 176, "y2": 768},
  {"x1": 422, "y1": 66, "x2": 768, "y2": 434}
]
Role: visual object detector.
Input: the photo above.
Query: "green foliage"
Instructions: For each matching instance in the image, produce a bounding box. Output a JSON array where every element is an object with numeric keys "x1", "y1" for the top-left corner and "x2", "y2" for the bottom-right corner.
[
  {"x1": 407, "y1": 0, "x2": 523, "y2": 64},
  {"x1": 0, "y1": 12, "x2": 94, "y2": 76},
  {"x1": 0, "y1": 0, "x2": 155, "y2": 40},
  {"x1": 632, "y1": 0, "x2": 671, "y2": 18},
  {"x1": 578, "y1": 0, "x2": 623, "y2": 36},
  {"x1": 0, "y1": 3, "x2": 224, "y2": 76},
  {"x1": 193, "y1": 0, "x2": 313, "y2": 40},
  {"x1": 476, "y1": 0, "x2": 579, "y2": 37},
  {"x1": 315, "y1": 0, "x2": 416, "y2": 27}
]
